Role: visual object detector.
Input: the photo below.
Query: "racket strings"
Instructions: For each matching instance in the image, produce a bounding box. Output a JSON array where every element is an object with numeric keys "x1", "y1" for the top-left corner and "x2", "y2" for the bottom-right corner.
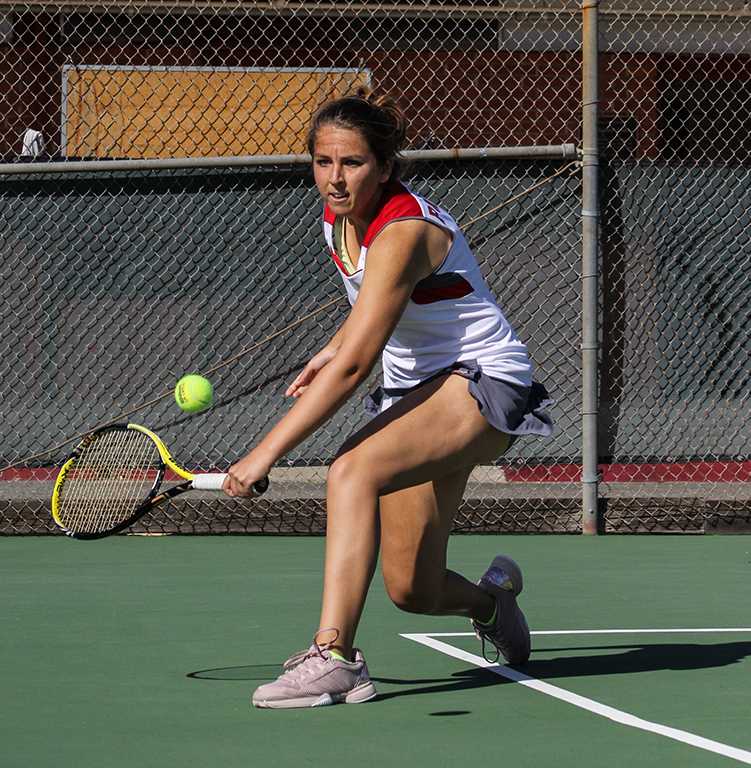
[{"x1": 58, "y1": 429, "x2": 161, "y2": 533}]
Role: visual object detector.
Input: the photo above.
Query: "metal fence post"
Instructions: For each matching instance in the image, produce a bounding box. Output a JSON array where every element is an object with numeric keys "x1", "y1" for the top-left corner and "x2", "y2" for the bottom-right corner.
[{"x1": 581, "y1": 0, "x2": 600, "y2": 534}]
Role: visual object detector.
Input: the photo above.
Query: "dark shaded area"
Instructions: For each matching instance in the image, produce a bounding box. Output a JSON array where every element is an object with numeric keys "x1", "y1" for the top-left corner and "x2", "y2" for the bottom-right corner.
[{"x1": 185, "y1": 640, "x2": 751, "y2": 704}]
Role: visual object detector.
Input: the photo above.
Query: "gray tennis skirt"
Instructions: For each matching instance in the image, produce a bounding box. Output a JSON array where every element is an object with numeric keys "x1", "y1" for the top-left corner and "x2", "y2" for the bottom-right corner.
[{"x1": 364, "y1": 359, "x2": 554, "y2": 440}]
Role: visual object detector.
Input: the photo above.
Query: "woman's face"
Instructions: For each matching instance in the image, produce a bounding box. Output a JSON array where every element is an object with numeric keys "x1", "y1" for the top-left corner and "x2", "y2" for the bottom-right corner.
[{"x1": 312, "y1": 124, "x2": 392, "y2": 225}]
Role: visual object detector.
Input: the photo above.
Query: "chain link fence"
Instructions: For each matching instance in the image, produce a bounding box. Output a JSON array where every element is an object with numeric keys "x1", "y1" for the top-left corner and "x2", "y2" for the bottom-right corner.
[
  {"x1": 597, "y1": 1, "x2": 750, "y2": 531},
  {"x1": 0, "y1": 1, "x2": 748, "y2": 534}
]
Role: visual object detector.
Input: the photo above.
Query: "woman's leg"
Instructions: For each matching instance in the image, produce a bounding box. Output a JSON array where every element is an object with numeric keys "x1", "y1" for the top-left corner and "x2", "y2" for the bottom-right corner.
[
  {"x1": 317, "y1": 373, "x2": 511, "y2": 657},
  {"x1": 378, "y1": 468, "x2": 494, "y2": 621}
]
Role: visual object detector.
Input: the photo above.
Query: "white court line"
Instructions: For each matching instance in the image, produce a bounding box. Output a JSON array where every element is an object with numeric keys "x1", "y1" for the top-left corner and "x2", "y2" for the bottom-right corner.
[
  {"x1": 401, "y1": 631, "x2": 751, "y2": 765},
  {"x1": 423, "y1": 628, "x2": 751, "y2": 637}
]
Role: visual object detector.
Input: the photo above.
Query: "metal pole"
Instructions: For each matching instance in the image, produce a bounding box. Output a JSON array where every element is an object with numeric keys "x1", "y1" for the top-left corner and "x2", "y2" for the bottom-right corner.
[
  {"x1": 581, "y1": 0, "x2": 600, "y2": 534},
  {"x1": 0, "y1": 144, "x2": 577, "y2": 176}
]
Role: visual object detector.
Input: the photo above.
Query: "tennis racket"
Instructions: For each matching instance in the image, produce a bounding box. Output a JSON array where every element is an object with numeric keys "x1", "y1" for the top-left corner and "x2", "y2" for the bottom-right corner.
[{"x1": 51, "y1": 422, "x2": 268, "y2": 539}]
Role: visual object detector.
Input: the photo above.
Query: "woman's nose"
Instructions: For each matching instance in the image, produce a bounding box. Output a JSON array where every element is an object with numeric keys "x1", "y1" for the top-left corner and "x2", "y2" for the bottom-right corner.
[{"x1": 330, "y1": 162, "x2": 343, "y2": 184}]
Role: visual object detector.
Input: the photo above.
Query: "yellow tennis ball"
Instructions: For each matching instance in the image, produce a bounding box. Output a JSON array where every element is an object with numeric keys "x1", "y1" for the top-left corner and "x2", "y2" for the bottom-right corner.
[{"x1": 174, "y1": 374, "x2": 213, "y2": 413}]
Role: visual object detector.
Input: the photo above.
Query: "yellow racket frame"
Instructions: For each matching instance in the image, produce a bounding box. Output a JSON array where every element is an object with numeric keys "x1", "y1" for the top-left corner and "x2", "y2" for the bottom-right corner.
[{"x1": 51, "y1": 422, "x2": 195, "y2": 530}]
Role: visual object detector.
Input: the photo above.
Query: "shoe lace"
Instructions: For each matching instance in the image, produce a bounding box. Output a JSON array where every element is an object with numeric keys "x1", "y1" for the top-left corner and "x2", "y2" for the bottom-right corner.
[
  {"x1": 280, "y1": 628, "x2": 340, "y2": 681},
  {"x1": 478, "y1": 633, "x2": 501, "y2": 665},
  {"x1": 473, "y1": 616, "x2": 502, "y2": 664},
  {"x1": 282, "y1": 648, "x2": 310, "y2": 671}
]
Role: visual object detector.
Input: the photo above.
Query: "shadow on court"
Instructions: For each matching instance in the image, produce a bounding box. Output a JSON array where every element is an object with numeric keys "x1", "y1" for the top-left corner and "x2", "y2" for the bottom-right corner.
[
  {"x1": 187, "y1": 664, "x2": 506, "y2": 702},
  {"x1": 187, "y1": 665, "x2": 282, "y2": 680},
  {"x1": 525, "y1": 641, "x2": 751, "y2": 679},
  {"x1": 186, "y1": 641, "x2": 751, "y2": 701}
]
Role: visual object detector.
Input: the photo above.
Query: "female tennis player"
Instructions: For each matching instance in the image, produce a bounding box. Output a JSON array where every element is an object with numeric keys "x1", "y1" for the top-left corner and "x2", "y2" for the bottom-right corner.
[{"x1": 224, "y1": 92, "x2": 553, "y2": 709}]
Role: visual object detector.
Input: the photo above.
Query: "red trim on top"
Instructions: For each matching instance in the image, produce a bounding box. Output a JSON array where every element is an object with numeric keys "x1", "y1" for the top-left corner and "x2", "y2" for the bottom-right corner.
[
  {"x1": 362, "y1": 181, "x2": 423, "y2": 248},
  {"x1": 329, "y1": 247, "x2": 353, "y2": 277},
  {"x1": 411, "y1": 275, "x2": 473, "y2": 304},
  {"x1": 323, "y1": 182, "x2": 422, "y2": 277},
  {"x1": 322, "y1": 182, "x2": 425, "y2": 248}
]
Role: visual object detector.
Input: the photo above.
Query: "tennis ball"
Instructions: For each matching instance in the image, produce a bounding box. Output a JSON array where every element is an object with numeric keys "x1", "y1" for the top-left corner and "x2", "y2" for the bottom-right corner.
[{"x1": 174, "y1": 374, "x2": 213, "y2": 413}]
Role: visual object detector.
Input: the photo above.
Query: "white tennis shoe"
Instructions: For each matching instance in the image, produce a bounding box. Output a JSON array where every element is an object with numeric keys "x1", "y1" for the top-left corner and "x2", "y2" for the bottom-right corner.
[{"x1": 253, "y1": 632, "x2": 376, "y2": 709}]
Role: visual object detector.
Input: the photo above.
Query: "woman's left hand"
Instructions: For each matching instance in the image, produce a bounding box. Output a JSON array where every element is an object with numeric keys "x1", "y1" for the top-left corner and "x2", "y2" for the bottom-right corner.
[{"x1": 223, "y1": 450, "x2": 272, "y2": 497}]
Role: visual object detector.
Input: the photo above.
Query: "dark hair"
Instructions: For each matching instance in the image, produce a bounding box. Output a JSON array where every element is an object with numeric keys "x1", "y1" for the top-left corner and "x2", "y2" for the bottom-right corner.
[{"x1": 307, "y1": 88, "x2": 408, "y2": 180}]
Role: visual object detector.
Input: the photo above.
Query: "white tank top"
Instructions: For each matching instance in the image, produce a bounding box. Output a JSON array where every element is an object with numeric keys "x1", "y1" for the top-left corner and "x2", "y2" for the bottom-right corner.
[{"x1": 322, "y1": 181, "x2": 533, "y2": 390}]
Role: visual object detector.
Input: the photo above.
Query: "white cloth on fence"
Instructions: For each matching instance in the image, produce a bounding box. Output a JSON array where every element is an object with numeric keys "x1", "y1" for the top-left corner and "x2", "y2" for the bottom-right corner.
[{"x1": 21, "y1": 129, "x2": 44, "y2": 157}]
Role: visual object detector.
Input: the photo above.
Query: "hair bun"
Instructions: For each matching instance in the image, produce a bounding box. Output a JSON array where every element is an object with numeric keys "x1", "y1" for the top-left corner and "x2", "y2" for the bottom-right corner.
[{"x1": 352, "y1": 86, "x2": 395, "y2": 115}]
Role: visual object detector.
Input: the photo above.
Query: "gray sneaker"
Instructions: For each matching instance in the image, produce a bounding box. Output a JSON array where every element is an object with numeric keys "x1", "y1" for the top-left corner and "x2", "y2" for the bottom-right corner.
[
  {"x1": 472, "y1": 555, "x2": 531, "y2": 665},
  {"x1": 253, "y1": 637, "x2": 376, "y2": 709}
]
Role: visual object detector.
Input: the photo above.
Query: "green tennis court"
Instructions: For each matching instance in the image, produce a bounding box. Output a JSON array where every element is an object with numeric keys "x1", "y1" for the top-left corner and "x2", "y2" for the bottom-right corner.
[{"x1": 3, "y1": 534, "x2": 749, "y2": 767}]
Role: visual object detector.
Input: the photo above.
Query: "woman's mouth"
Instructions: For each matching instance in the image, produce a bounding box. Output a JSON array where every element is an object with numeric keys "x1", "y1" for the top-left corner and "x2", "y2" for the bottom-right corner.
[{"x1": 329, "y1": 191, "x2": 349, "y2": 203}]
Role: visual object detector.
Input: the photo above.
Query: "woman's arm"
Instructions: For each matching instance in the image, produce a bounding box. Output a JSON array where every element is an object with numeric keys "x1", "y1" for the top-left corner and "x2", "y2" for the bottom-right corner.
[
  {"x1": 224, "y1": 219, "x2": 441, "y2": 496},
  {"x1": 285, "y1": 322, "x2": 347, "y2": 398}
]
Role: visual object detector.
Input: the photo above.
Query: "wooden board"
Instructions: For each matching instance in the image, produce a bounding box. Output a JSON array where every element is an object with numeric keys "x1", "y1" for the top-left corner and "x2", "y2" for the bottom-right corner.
[{"x1": 63, "y1": 67, "x2": 369, "y2": 158}]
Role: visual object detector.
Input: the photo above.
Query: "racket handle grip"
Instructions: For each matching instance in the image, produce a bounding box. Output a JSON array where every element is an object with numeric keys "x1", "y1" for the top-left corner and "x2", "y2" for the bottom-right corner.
[
  {"x1": 192, "y1": 473, "x2": 269, "y2": 495},
  {"x1": 192, "y1": 473, "x2": 227, "y2": 491}
]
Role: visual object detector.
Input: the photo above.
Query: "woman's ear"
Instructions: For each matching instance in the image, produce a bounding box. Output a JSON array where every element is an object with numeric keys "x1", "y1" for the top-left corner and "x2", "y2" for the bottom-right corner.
[{"x1": 379, "y1": 159, "x2": 394, "y2": 184}]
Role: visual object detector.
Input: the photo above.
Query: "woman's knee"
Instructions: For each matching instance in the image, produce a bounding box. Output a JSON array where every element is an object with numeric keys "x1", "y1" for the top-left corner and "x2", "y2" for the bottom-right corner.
[
  {"x1": 383, "y1": 569, "x2": 441, "y2": 615},
  {"x1": 328, "y1": 448, "x2": 379, "y2": 494}
]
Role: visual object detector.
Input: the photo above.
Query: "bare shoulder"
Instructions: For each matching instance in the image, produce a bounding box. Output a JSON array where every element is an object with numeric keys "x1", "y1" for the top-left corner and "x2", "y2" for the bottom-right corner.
[{"x1": 368, "y1": 218, "x2": 452, "y2": 276}]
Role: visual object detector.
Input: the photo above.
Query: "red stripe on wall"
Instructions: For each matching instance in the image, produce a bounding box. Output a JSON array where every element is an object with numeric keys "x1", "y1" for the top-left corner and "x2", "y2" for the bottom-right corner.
[
  {"x1": 1, "y1": 467, "x2": 189, "y2": 481},
  {"x1": 4, "y1": 462, "x2": 749, "y2": 483},
  {"x1": 503, "y1": 461, "x2": 751, "y2": 483}
]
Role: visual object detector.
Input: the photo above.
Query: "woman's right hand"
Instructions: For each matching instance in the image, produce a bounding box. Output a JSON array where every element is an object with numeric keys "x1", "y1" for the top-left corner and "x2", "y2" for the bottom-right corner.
[{"x1": 285, "y1": 346, "x2": 338, "y2": 398}]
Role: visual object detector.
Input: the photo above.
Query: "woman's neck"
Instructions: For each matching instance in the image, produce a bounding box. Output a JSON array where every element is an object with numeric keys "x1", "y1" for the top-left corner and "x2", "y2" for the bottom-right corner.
[{"x1": 346, "y1": 181, "x2": 391, "y2": 240}]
